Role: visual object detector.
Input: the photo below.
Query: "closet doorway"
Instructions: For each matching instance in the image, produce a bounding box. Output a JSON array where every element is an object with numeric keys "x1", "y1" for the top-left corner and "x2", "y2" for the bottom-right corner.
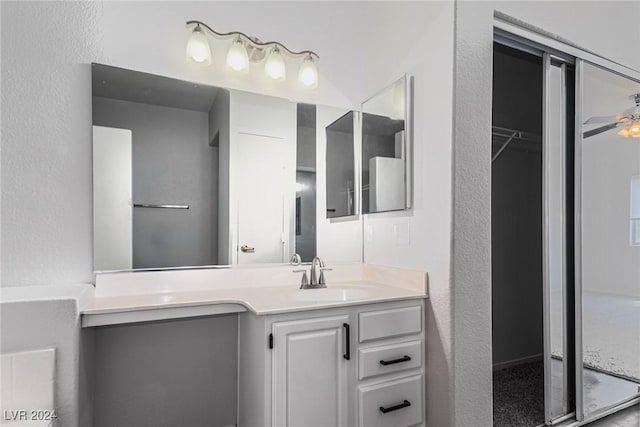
[
  {"x1": 491, "y1": 27, "x2": 640, "y2": 427},
  {"x1": 491, "y1": 43, "x2": 547, "y2": 427}
]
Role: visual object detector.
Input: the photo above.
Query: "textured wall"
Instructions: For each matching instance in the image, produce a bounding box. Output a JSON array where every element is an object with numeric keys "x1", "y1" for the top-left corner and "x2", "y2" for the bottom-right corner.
[{"x1": 1, "y1": 1, "x2": 104, "y2": 287}]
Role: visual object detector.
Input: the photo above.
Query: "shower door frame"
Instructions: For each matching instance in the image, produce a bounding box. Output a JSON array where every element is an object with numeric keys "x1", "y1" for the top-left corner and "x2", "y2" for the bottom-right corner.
[{"x1": 495, "y1": 15, "x2": 640, "y2": 426}]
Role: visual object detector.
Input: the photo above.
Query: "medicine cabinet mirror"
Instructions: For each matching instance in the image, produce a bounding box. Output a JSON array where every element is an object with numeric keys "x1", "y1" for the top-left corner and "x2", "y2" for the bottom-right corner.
[
  {"x1": 91, "y1": 63, "x2": 359, "y2": 271},
  {"x1": 325, "y1": 111, "x2": 357, "y2": 218},
  {"x1": 361, "y1": 75, "x2": 412, "y2": 213}
]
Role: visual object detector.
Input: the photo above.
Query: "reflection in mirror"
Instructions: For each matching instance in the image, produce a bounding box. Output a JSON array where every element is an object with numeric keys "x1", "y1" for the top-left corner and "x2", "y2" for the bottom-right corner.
[
  {"x1": 92, "y1": 64, "x2": 333, "y2": 271},
  {"x1": 325, "y1": 111, "x2": 356, "y2": 218},
  {"x1": 296, "y1": 104, "x2": 317, "y2": 262},
  {"x1": 361, "y1": 75, "x2": 411, "y2": 214},
  {"x1": 580, "y1": 62, "x2": 640, "y2": 417}
]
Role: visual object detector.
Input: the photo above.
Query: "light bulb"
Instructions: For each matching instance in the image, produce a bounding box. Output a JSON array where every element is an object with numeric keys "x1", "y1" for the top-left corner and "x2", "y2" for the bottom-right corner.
[
  {"x1": 227, "y1": 38, "x2": 249, "y2": 72},
  {"x1": 298, "y1": 55, "x2": 318, "y2": 89},
  {"x1": 186, "y1": 26, "x2": 211, "y2": 65},
  {"x1": 618, "y1": 121, "x2": 640, "y2": 138},
  {"x1": 265, "y1": 47, "x2": 286, "y2": 81}
]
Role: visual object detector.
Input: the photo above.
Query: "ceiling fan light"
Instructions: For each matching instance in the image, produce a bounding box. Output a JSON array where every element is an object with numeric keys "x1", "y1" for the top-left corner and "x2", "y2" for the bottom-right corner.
[
  {"x1": 265, "y1": 47, "x2": 286, "y2": 81},
  {"x1": 227, "y1": 38, "x2": 249, "y2": 72},
  {"x1": 618, "y1": 121, "x2": 640, "y2": 139},
  {"x1": 186, "y1": 26, "x2": 211, "y2": 65}
]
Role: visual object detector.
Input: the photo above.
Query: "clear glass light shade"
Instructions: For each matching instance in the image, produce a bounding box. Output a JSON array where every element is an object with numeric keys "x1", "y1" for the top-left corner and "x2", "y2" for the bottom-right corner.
[
  {"x1": 265, "y1": 48, "x2": 286, "y2": 81},
  {"x1": 298, "y1": 57, "x2": 318, "y2": 89},
  {"x1": 186, "y1": 27, "x2": 211, "y2": 65},
  {"x1": 618, "y1": 121, "x2": 640, "y2": 138},
  {"x1": 227, "y1": 39, "x2": 249, "y2": 72}
]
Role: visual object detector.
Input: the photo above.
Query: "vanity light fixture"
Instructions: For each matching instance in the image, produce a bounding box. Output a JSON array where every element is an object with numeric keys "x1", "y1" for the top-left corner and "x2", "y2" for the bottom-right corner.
[{"x1": 185, "y1": 20, "x2": 319, "y2": 88}]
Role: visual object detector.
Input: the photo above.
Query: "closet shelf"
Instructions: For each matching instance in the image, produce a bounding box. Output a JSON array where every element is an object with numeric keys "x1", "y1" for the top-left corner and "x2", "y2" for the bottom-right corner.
[{"x1": 492, "y1": 126, "x2": 541, "y2": 163}]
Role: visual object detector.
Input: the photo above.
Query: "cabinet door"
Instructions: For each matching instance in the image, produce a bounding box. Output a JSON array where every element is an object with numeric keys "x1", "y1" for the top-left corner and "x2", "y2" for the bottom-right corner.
[{"x1": 272, "y1": 315, "x2": 350, "y2": 427}]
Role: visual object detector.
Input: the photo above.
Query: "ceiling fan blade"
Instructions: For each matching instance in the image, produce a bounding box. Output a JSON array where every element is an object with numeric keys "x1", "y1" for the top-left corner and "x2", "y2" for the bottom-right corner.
[
  {"x1": 583, "y1": 122, "x2": 623, "y2": 139},
  {"x1": 583, "y1": 115, "x2": 622, "y2": 124}
]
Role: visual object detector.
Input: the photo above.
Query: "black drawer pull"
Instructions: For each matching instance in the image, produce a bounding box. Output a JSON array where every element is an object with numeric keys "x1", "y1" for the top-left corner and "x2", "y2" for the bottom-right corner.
[
  {"x1": 379, "y1": 355, "x2": 411, "y2": 366},
  {"x1": 379, "y1": 400, "x2": 411, "y2": 414},
  {"x1": 343, "y1": 323, "x2": 350, "y2": 360}
]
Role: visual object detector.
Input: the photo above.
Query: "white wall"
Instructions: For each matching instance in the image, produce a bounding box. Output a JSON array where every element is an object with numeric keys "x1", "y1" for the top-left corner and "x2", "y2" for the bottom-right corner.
[
  {"x1": 453, "y1": 1, "x2": 640, "y2": 426},
  {"x1": 358, "y1": 4, "x2": 456, "y2": 425}
]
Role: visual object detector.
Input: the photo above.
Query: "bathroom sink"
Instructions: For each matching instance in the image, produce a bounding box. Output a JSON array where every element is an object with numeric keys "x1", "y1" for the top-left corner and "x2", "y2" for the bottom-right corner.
[{"x1": 292, "y1": 286, "x2": 373, "y2": 302}]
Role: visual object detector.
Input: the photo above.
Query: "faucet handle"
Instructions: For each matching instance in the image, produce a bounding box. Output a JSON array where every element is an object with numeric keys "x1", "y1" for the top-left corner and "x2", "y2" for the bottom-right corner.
[
  {"x1": 318, "y1": 267, "x2": 332, "y2": 286},
  {"x1": 290, "y1": 253, "x2": 302, "y2": 265},
  {"x1": 293, "y1": 269, "x2": 309, "y2": 288}
]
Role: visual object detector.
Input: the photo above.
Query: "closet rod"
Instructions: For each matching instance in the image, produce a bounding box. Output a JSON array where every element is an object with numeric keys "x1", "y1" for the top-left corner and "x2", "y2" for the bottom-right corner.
[{"x1": 491, "y1": 125, "x2": 541, "y2": 163}]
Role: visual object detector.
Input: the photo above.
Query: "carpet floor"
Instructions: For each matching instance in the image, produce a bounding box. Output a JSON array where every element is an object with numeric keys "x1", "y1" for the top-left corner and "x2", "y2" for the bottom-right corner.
[{"x1": 493, "y1": 361, "x2": 545, "y2": 427}]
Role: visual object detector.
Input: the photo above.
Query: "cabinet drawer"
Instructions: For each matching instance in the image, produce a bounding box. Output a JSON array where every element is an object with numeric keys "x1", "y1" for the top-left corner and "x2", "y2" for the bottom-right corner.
[
  {"x1": 358, "y1": 374, "x2": 423, "y2": 427},
  {"x1": 359, "y1": 305, "x2": 422, "y2": 342},
  {"x1": 358, "y1": 340, "x2": 422, "y2": 380}
]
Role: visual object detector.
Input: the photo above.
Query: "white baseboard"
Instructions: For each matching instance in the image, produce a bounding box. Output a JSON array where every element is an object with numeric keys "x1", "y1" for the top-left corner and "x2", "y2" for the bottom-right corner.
[{"x1": 493, "y1": 353, "x2": 543, "y2": 371}]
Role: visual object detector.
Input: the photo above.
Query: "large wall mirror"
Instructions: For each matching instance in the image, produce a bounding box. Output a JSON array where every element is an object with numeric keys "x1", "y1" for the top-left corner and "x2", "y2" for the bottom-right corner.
[
  {"x1": 361, "y1": 75, "x2": 412, "y2": 214},
  {"x1": 92, "y1": 64, "x2": 357, "y2": 271}
]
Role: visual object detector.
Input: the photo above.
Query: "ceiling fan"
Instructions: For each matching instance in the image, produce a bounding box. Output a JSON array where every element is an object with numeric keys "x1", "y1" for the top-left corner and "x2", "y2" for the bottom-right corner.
[{"x1": 583, "y1": 93, "x2": 640, "y2": 139}]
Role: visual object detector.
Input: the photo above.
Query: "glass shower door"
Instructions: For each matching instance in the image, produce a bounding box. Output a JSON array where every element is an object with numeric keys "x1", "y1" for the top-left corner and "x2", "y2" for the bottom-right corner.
[{"x1": 577, "y1": 60, "x2": 640, "y2": 420}]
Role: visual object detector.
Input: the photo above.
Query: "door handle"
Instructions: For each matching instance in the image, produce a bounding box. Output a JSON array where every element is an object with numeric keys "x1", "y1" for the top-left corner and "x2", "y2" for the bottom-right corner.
[{"x1": 240, "y1": 245, "x2": 255, "y2": 253}]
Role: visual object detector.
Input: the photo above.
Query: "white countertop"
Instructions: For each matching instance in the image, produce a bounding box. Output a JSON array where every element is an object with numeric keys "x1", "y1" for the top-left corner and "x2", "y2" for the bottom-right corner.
[
  {"x1": 69, "y1": 264, "x2": 428, "y2": 327},
  {"x1": 81, "y1": 280, "x2": 427, "y2": 317}
]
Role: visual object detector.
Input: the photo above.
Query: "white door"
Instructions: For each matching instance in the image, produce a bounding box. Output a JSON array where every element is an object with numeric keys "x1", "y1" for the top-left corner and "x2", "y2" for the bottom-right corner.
[
  {"x1": 236, "y1": 132, "x2": 288, "y2": 264},
  {"x1": 272, "y1": 315, "x2": 350, "y2": 427},
  {"x1": 92, "y1": 125, "x2": 132, "y2": 271}
]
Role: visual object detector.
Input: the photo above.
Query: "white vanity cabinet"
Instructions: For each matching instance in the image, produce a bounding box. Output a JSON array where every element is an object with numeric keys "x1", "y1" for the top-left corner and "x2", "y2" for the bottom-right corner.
[
  {"x1": 238, "y1": 298, "x2": 425, "y2": 427},
  {"x1": 272, "y1": 315, "x2": 351, "y2": 427}
]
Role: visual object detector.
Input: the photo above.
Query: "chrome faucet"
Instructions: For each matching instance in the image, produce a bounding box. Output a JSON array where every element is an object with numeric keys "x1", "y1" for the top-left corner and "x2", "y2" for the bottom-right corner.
[{"x1": 293, "y1": 256, "x2": 332, "y2": 289}]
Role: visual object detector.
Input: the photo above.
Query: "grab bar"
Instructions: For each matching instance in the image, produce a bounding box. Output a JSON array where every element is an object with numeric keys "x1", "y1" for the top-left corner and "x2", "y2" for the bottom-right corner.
[{"x1": 133, "y1": 204, "x2": 189, "y2": 210}]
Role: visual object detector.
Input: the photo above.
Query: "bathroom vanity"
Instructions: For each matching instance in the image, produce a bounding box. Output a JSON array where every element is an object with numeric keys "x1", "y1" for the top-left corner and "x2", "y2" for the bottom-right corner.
[
  {"x1": 239, "y1": 299, "x2": 425, "y2": 427},
  {"x1": 81, "y1": 264, "x2": 427, "y2": 427}
]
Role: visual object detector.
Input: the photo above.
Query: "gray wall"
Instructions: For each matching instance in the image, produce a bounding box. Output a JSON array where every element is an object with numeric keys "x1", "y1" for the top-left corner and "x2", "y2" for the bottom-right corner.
[
  {"x1": 491, "y1": 44, "x2": 544, "y2": 366},
  {"x1": 492, "y1": 148, "x2": 543, "y2": 365},
  {"x1": 93, "y1": 314, "x2": 238, "y2": 427},
  {"x1": 295, "y1": 171, "x2": 316, "y2": 262},
  {"x1": 213, "y1": 90, "x2": 231, "y2": 265},
  {"x1": 92, "y1": 97, "x2": 218, "y2": 268},
  {"x1": 296, "y1": 126, "x2": 316, "y2": 171}
]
